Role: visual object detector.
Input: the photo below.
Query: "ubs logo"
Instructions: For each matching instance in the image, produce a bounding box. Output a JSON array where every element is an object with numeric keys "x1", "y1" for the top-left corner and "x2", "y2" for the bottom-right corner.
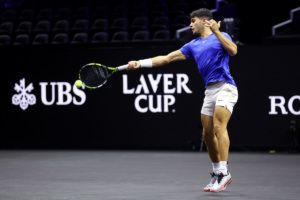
[{"x1": 12, "y1": 78, "x2": 86, "y2": 110}]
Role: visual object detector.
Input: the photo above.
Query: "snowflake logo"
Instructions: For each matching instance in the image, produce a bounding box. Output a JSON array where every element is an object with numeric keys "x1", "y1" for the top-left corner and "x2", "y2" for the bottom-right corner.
[{"x1": 12, "y1": 78, "x2": 36, "y2": 110}]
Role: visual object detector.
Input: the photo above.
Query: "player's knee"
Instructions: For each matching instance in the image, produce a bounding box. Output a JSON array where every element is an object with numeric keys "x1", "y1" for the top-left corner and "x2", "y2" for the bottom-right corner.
[
  {"x1": 202, "y1": 129, "x2": 213, "y2": 139},
  {"x1": 213, "y1": 123, "x2": 225, "y2": 137}
]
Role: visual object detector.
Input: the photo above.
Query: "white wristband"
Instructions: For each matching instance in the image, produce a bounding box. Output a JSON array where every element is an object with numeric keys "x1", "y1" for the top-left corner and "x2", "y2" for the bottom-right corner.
[{"x1": 139, "y1": 58, "x2": 153, "y2": 68}]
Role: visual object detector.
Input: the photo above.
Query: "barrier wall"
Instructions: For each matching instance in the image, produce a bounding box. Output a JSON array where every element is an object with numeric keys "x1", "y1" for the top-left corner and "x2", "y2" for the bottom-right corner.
[{"x1": 2, "y1": 43, "x2": 300, "y2": 150}]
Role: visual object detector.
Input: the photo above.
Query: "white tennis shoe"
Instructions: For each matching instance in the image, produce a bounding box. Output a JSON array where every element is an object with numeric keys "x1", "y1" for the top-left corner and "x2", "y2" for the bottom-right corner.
[
  {"x1": 203, "y1": 172, "x2": 217, "y2": 192},
  {"x1": 209, "y1": 172, "x2": 232, "y2": 192}
]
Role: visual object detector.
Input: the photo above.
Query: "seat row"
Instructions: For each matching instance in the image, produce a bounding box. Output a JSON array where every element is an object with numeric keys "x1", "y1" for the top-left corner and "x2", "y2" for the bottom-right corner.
[
  {"x1": 0, "y1": 16, "x2": 189, "y2": 36},
  {"x1": 0, "y1": 30, "x2": 172, "y2": 45}
]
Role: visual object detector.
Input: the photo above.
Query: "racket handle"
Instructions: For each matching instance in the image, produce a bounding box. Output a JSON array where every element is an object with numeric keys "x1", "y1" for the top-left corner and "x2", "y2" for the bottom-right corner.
[{"x1": 117, "y1": 64, "x2": 128, "y2": 71}]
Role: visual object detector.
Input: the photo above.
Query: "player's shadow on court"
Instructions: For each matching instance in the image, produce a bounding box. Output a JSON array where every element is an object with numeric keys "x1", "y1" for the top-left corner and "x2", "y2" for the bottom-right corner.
[{"x1": 201, "y1": 191, "x2": 246, "y2": 199}]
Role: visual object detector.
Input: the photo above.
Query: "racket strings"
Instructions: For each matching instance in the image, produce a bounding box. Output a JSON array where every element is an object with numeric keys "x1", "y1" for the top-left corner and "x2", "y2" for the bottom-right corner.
[{"x1": 80, "y1": 64, "x2": 108, "y2": 88}]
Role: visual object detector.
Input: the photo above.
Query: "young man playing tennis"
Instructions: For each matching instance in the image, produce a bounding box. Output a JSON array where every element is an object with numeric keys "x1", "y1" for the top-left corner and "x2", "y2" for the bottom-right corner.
[{"x1": 128, "y1": 8, "x2": 238, "y2": 193}]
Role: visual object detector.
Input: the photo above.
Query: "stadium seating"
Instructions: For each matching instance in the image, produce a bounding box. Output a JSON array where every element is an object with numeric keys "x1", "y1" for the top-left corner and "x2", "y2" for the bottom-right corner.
[{"x1": 0, "y1": 0, "x2": 241, "y2": 45}]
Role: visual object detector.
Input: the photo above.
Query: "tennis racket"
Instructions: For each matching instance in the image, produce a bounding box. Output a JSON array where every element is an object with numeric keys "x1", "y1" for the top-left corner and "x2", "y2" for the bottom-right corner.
[{"x1": 78, "y1": 63, "x2": 128, "y2": 89}]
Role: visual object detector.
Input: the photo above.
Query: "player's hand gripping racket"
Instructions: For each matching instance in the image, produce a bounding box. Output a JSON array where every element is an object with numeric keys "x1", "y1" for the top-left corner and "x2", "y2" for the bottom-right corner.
[{"x1": 77, "y1": 63, "x2": 128, "y2": 89}]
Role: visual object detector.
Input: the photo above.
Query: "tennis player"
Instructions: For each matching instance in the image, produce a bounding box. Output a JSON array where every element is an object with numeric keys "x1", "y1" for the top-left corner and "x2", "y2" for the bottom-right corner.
[{"x1": 128, "y1": 8, "x2": 238, "y2": 192}]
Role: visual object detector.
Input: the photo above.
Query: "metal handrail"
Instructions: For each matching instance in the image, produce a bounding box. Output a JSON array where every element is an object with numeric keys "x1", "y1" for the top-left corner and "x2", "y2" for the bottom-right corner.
[{"x1": 272, "y1": 7, "x2": 300, "y2": 36}]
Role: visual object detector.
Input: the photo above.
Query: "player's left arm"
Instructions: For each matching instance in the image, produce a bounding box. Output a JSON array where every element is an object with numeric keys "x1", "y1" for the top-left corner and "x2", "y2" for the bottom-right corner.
[{"x1": 205, "y1": 19, "x2": 238, "y2": 56}]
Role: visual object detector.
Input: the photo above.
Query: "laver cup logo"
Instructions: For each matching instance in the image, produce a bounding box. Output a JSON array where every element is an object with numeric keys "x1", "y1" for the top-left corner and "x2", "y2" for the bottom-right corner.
[{"x1": 122, "y1": 74, "x2": 192, "y2": 113}]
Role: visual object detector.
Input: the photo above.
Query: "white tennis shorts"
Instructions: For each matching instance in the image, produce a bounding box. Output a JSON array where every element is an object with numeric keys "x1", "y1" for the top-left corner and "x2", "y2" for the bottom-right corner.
[{"x1": 201, "y1": 82, "x2": 238, "y2": 116}]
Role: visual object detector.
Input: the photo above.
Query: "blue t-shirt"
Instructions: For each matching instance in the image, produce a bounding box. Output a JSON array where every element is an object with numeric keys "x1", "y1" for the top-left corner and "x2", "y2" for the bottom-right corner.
[{"x1": 180, "y1": 32, "x2": 236, "y2": 87}]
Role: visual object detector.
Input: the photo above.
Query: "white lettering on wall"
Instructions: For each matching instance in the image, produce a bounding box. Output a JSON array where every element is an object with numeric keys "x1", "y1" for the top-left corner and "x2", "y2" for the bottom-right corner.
[
  {"x1": 40, "y1": 82, "x2": 86, "y2": 106},
  {"x1": 123, "y1": 74, "x2": 192, "y2": 113},
  {"x1": 269, "y1": 95, "x2": 300, "y2": 115}
]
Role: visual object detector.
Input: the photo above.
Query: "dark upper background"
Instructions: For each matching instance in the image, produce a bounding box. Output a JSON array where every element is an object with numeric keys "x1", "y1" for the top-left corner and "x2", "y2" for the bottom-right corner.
[
  {"x1": 234, "y1": 0, "x2": 300, "y2": 44},
  {"x1": 0, "y1": 0, "x2": 299, "y2": 45}
]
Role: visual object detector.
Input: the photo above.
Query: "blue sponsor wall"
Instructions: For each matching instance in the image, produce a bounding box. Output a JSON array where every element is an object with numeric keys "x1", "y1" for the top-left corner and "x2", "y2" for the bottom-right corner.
[{"x1": 2, "y1": 42, "x2": 300, "y2": 150}]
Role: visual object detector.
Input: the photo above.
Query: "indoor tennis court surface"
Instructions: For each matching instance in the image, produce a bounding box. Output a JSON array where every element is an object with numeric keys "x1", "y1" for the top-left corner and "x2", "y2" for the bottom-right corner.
[{"x1": 0, "y1": 150, "x2": 299, "y2": 200}]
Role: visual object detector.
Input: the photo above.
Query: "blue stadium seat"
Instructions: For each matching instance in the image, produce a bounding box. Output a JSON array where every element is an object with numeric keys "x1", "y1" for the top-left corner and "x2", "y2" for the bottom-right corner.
[
  {"x1": 32, "y1": 33, "x2": 49, "y2": 45},
  {"x1": 0, "y1": 9, "x2": 17, "y2": 22},
  {"x1": 32, "y1": 20, "x2": 51, "y2": 34},
  {"x1": 132, "y1": 30, "x2": 150, "y2": 41},
  {"x1": 14, "y1": 21, "x2": 33, "y2": 34},
  {"x1": 91, "y1": 32, "x2": 109, "y2": 43},
  {"x1": 51, "y1": 33, "x2": 69, "y2": 44},
  {"x1": 52, "y1": 19, "x2": 69, "y2": 34},
  {"x1": 71, "y1": 19, "x2": 89, "y2": 34},
  {"x1": 0, "y1": 22, "x2": 14, "y2": 35},
  {"x1": 110, "y1": 18, "x2": 128, "y2": 33},
  {"x1": 13, "y1": 34, "x2": 30, "y2": 45},
  {"x1": 152, "y1": 30, "x2": 171, "y2": 41},
  {"x1": 70, "y1": 32, "x2": 89, "y2": 44},
  {"x1": 0, "y1": 34, "x2": 11, "y2": 45},
  {"x1": 91, "y1": 18, "x2": 109, "y2": 33},
  {"x1": 111, "y1": 31, "x2": 129, "y2": 42},
  {"x1": 130, "y1": 17, "x2": 149, "y2": 32},
  {"x1": 18, "y1": 9, "x2": 35, "y2": 21}
]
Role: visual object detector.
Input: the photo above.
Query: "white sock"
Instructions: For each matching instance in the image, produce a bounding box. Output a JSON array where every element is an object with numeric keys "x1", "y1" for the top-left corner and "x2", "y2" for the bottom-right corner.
[
  {"x1": 212, "y1": 162, "x2": 221, "y2": 173},
  {"x1": 219, "y1": 161, "x2": 228, "y2": 175},
  {"x1": 212, "y1": 161, "x2": 228, "y2": 175}
]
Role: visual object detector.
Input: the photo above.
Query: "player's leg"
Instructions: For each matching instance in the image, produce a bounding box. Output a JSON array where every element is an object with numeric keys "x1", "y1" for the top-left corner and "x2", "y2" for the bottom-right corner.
[
  {"x1": 201, "y1": 84, "x2": 224, "y2": 192},
  {"x1": 201, "y1": 114, "x2": 219, "y2": 192},
  {"x1": 213, "y1": 106, "x2": 231, "y2": 162},
  {"x1": 201, "y1": 114, "x2": 219, "y2": 162},
  {"x1": 202, "y1": 108, "x2": 232, "y2": 192},
  {"x1": 213, "y1": 83, "x2": 238, "y2": 164},
  {"x1": 209, "y1": 106, "x2": 232, "y2": 192},
  {"x1": 210, "y1": 83, "x2": 238, "y2": 192}
]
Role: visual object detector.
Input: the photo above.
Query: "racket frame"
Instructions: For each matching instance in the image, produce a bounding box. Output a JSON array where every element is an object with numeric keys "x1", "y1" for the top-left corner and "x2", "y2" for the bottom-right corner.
[{"x1": 78, "y1": 63, "x2": 128, "y2": 89}]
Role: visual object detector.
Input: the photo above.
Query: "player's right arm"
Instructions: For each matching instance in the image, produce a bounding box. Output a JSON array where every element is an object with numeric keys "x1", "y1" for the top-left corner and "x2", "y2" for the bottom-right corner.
[{"x1": 128, "y1": 50, "x2": 186, "y2": 70}]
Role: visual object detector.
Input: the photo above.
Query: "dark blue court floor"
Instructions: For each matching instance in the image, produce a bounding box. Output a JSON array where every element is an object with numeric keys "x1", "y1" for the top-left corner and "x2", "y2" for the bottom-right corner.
[{"x1": 0, "y1": 150, "x2": 299, "y2": 200}]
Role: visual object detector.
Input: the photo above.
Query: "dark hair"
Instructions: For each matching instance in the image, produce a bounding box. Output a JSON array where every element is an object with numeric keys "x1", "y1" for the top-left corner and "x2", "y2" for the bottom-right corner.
[{"x1": 190, "y1": 8, "x2": 213, "y2": 19}]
